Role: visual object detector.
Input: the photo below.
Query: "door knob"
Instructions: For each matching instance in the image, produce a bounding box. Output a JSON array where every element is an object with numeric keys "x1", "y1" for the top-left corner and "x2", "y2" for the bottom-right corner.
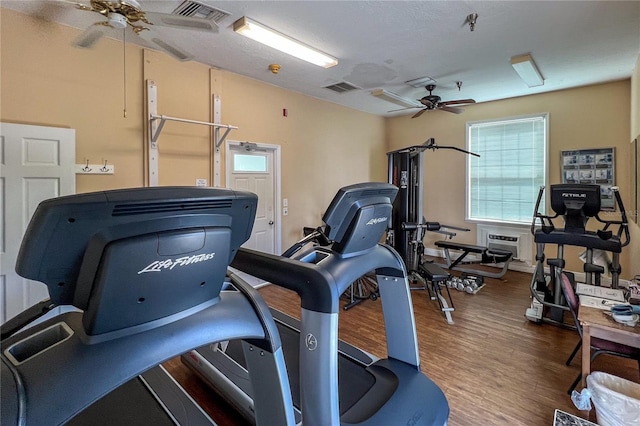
[{"x1": 269, "y1": 220, "x2": 274, "y2": 225}]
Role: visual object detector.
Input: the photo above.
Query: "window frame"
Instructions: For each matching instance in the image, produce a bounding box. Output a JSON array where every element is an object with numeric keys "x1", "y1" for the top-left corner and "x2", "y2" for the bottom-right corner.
[
  {"x1": 231, "y1": 151, "x2": 269, "y2": 174},
  {"x1": 465, "y1": 112, "x2": 549, "y2": 226}
]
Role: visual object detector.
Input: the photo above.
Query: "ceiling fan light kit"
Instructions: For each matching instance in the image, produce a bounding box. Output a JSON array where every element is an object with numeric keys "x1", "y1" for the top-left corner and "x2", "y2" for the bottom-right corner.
[
  {"x1": 511, "y1": 54, "x2": 544, "y2": 87},
  {"x1": 233, "y1": 16, "x2": 338, "y2": 68},
  {"x1": 372, "y1": 89, "x2": 420, "y2": 108}
]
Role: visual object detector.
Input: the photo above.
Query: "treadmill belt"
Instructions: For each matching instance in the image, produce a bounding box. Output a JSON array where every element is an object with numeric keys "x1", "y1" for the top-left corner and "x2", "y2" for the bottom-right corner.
[
  {"x1": 66, "y1": 377, "x2": 176, "y2": 426},
  {"x1": 225, "y1": 321, "x2": 376, "y2": 414}
]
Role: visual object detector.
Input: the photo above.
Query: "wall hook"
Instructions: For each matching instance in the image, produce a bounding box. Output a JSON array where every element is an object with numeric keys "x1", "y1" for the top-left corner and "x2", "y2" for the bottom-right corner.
[{"x1": 82, "y1": 159, "x2": 92, "y2": 172}]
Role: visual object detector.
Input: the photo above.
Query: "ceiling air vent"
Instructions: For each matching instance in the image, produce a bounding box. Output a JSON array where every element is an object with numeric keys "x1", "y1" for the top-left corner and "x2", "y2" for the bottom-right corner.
[
  {"x1": 172, "y1": 1, "x2": 231, "y2": 23},
  {"x1": 323, "y1": 82, "x2": 361, "y2": 93}
]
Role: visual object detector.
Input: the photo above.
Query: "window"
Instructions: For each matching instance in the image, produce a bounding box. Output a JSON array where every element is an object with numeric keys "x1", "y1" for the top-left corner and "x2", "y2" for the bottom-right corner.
[
  {"x1": 467, "y1": 113, "x2": 548, "y2": 224},
  {"x1": 233, "y1": 153, "x2": 268, "y2": 172}
]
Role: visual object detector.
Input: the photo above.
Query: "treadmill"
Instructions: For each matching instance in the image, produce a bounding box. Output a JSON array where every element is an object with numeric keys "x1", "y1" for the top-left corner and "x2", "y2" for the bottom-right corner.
[
  {"x1": 1, "y1": 187, "x2": 295, "y2": 426},
  {"x1": 184, "y1": 182, "x2": 450, "y2": 425}
]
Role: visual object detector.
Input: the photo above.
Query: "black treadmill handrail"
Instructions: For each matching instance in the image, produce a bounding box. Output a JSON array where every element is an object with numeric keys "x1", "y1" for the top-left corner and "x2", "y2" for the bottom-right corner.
[
  {"x1": 232, "y1": 245, "x2": 406, "y2": 314},
  {"x1": 0, "y1": 291, "x2": 272, "y2": 426},
  {"x1": 232, "y1": 248, "x2": 340, "y2": 313}
]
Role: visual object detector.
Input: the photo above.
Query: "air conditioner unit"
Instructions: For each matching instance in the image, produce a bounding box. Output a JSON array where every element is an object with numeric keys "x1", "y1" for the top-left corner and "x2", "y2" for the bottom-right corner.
[
  {"x1": 477, "y1": 224, "x2": 533, "y2": 264},
  {"x1": 487, "y1": 233, "x2": 520, "y2": 259}
]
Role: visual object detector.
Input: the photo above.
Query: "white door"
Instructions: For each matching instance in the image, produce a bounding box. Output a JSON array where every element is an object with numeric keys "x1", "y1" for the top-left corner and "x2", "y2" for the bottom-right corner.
[
  {"x1": 0, "y1": 123, "x2": 75, "y2": 323},
  {"x1": 226, "y1": 142, "x2": 280, "y2": 254}
]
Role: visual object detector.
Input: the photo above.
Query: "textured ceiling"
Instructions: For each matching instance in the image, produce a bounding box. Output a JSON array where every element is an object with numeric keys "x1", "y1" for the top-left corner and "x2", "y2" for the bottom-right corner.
[{"x1": 3, "y1": 1, "x2": 640, "y2": 117}]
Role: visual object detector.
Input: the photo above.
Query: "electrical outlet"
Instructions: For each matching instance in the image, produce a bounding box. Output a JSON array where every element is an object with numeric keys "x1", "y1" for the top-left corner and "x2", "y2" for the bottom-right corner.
[{"x1": 195, "y1": 179, "x2": 208, "y2": 187}]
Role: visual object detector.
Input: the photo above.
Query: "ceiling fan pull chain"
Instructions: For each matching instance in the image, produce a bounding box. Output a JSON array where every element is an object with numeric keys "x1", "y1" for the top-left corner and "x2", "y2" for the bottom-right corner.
[{"x1": 123, "y1": 27, "x2": 127, "y2": 118}]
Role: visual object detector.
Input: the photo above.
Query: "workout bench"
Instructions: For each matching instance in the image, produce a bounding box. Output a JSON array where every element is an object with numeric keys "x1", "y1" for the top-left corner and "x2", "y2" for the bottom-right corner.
[
  {"x1": 435, "y1": 240, "x2": 513, "y2": 279},
  {"x1": 416, "y1": 262, "x2": 455, "y2": 324}
]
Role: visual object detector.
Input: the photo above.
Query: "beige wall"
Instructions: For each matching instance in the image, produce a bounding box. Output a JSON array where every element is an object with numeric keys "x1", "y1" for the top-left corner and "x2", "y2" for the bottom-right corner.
[
  {"x1": 632, "y1": 55, "x2": 640, "y2": 139},
  {"x1": 1, "y1": 8, "x2": 386, "y2": 250},
  {"x1": 628, "y1": 56, "x2": 640, "y2": 279},
  {"x1": 0, "y1": 9, "x2": 146, "y2": 192},
  {"x1": 1, "y1": 8, "x2": 635, "y2": 275},
  {"x1": 386, "y1": 80, "x2": 634, "y2": 278}
]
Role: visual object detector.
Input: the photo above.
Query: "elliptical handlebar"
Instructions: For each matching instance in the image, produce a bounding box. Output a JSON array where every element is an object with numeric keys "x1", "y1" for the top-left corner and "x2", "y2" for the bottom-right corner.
[
  {"x1": 594, "y1": 187, "x2": 631, "y2": 247},
  {"x1": 530, "y1": 186, "x2": 558, "y2": 235}
]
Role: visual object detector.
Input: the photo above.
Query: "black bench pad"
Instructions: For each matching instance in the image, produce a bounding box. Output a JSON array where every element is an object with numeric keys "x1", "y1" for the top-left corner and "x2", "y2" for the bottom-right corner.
[
  {"x1": 419, "y1": 263, "x2": 449, "y2": 282},
  {"x1": 435, "y1": 240, "x2": 485, "y2": 253},
  {"x1": 436, "y1": 241, "x2": 512, "y2": 257}
]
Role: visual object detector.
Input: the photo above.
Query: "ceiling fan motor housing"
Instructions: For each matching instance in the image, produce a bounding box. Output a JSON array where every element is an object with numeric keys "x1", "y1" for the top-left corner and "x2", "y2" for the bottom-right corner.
[{"x1": 109, "y1": 13, "x2": 128, "y2": 29}]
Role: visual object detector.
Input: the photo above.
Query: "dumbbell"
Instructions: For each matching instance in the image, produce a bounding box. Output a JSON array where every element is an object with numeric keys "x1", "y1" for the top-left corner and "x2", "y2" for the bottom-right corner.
[{"x1": 465, "y1": 280, "x2": 479, "y2": 294}]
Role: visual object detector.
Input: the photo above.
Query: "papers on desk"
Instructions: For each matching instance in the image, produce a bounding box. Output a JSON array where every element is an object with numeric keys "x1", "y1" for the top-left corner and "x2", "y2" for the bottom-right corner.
[
  {"x1": 576, "y1": 283, "x2": 626, "y2": 301},
  {"x1": 577, "y1": 283, "x2": 628, "y2": 311},
  {"x1": 579, "y1": 295, "x2": 624, "y2": 311}
]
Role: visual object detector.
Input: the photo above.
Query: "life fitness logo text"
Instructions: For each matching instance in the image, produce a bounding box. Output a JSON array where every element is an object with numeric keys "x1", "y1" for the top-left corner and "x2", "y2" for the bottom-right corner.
[
  {"x1": 138, "y1": 253, "x2": 216, "y2": 274},
  {"x1": 366, "y1": 217, "x2": 388, "y2": 226}
]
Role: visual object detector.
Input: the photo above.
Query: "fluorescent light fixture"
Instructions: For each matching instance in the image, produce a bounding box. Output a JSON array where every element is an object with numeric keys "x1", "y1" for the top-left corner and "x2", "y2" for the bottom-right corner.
[
  {"x1": 510, "y1": 54, "x2": 544, "y2": 87},
  {"x1": 233, "y1": 17, "x2": 338, "y2": 68},
  {"x1": 372, "y1": 89, "x2": 420, "y2": 108}
]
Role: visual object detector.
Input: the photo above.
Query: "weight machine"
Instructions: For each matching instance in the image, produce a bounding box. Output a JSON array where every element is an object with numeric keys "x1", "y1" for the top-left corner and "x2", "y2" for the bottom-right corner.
[{"x1": 387, "y1": 139, "x2": 478, "y2": 323}]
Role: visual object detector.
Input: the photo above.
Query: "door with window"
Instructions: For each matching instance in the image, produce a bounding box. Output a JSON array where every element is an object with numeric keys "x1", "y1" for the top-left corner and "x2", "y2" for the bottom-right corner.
[{"x1": 226, "y1": 142, "x2": 279, "y2": 254}]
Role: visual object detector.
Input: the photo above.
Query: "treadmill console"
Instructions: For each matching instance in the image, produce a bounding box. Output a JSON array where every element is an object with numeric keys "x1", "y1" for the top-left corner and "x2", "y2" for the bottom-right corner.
[
  {"x1": 322, "y1": 182, "x2": 398, "y2": 255},
  {"x1": 15, "y1": 187, "x2": 257, "y2": 335}
]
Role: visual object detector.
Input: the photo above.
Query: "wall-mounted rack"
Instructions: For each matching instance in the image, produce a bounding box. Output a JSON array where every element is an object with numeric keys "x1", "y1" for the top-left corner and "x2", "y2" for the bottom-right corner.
[
  {"x1": 76, "y1": 160, "x2": 115, "y2": 175},
  {"x1": 149, "y1": 114, "x2": 236, "y2": 145},
  {"x1": 146, "y1": 80, "x2": 237, "y2": 187}
]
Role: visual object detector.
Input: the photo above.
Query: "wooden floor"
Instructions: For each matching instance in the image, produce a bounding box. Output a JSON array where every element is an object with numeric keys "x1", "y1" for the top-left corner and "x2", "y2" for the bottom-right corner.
[{"x1": 164, "y1": 268, "x2": 639, "y2": 425}]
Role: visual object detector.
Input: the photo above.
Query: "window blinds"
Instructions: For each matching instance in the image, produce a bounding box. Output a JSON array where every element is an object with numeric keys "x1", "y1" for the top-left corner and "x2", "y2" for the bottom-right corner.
[{"x1": 467, "y1": 114, "x2": 547, "y2": 223}]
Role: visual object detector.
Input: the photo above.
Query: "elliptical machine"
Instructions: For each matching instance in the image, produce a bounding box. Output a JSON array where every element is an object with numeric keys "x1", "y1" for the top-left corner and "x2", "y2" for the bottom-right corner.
[{"x1": 527, "y1": 184, "x2": 630, "y2": 325}]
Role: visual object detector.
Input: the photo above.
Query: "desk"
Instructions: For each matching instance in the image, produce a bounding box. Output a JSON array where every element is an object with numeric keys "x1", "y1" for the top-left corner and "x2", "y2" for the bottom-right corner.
[{"x1": 579, "y1": 305, "x2": 640, "y2": 387}]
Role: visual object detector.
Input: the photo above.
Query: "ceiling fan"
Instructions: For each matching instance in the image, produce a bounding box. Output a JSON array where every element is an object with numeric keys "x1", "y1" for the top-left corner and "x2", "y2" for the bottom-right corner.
[
  {"x1": 63, "y1": 0, "x2": 218, "y2": 61},
  {"x1": 408, "y1": 84, "x2": 476, "y2": 118}
]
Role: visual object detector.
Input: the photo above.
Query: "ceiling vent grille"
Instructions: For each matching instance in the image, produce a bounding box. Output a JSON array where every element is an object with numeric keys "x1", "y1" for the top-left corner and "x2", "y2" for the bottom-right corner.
[
  {"x1": 172, "y1": 1, "x2": 231, "y2": 23},
  {"x1": 323, "y1": 82, "x2": 361, "y2": 93}
]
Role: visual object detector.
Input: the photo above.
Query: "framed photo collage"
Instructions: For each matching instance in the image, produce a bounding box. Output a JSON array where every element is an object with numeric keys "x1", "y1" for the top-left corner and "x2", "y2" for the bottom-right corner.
[{"x1": 561, "y1": 148, "x2": 615, "y2": 211}]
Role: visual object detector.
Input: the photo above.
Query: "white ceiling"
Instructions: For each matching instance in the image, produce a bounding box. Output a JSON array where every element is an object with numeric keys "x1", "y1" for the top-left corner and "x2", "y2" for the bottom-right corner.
[{"x1": 3, "y1": 1, "x2": 640, "y2": 117}]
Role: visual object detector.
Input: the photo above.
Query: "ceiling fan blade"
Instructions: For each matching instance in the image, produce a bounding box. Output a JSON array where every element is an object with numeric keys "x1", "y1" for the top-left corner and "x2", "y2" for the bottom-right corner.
[
  {"x1": 440, "y1": 99, "x2": 476, "y2": 106},
  {"x1": 388, "y1": 106, "x2": 421, "y2": 112},
  {"x1": 411, "y1": 109, "x2": 428, "y2": 119},
  {"x1": 137, "y1": 30, "x2": 194, "y2": 61},
  {"x1": 52, "y1": 0, "x2": 93, "y2": 11},
  {"x1": 73, "y1": 23, "x2": 107, "y2": 48},
  {"x1": 440, "y1": 105, "x2": 465, "y2": 114},
  {"x1": 144, "y1": 12, "x2": 218, "y2": 33},
  {"x1": 419, "y1": 99, "x2": 434, "y2": 107}
]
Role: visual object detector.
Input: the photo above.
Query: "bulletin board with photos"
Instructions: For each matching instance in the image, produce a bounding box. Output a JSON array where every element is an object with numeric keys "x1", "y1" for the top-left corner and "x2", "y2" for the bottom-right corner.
[{"x1": 561, "y1": 148, "x2": 615, "y2": 210}]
